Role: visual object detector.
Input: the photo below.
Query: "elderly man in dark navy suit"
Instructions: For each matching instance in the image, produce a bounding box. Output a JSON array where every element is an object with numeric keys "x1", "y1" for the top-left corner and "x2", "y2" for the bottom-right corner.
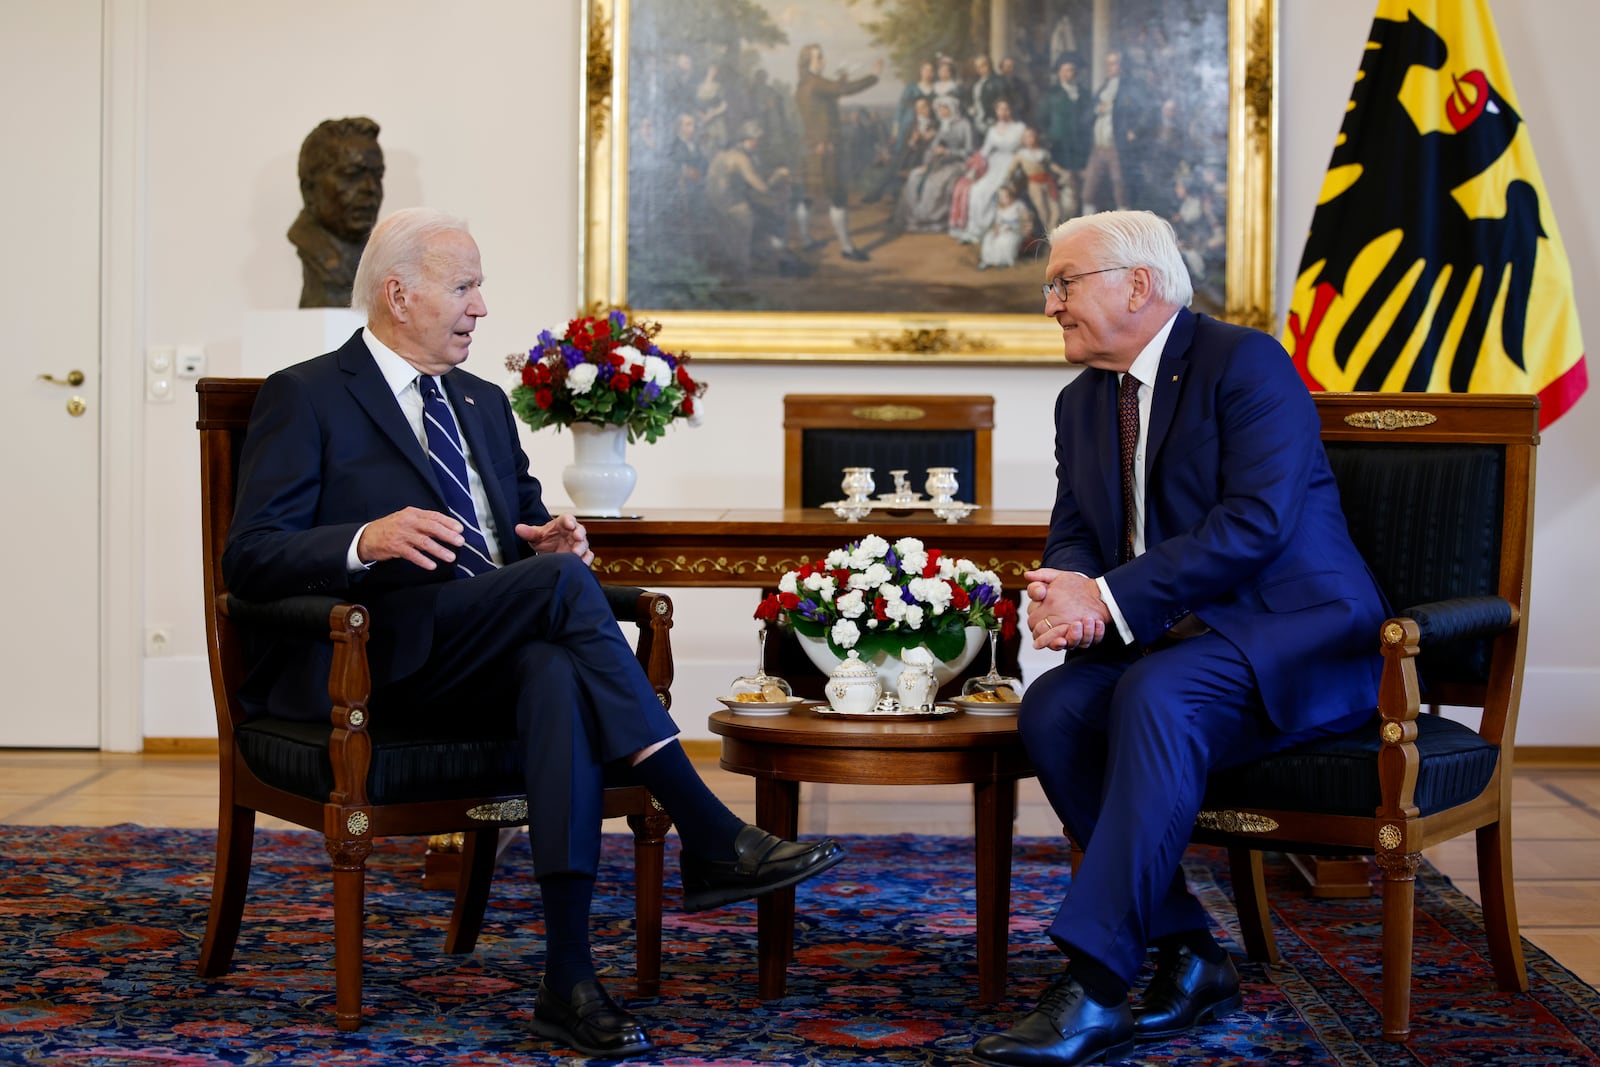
[
  {"x1": 972, "y1": 211, "x2": 1386, "y2": 1067},
  {"x1": 224, "y1": 207, "x2": 843, "y2": 1059}
]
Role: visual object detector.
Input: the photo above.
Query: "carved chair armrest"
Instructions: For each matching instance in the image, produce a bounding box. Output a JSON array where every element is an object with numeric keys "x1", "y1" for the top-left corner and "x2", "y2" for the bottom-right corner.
[{"x1": 600, "y1": 584, "x2": 675, "y2": 711}]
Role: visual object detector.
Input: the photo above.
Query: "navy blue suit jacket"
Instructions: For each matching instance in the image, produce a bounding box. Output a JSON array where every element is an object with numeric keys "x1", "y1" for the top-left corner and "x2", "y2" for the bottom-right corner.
[
  {"x1": 222, "y1": 330, "x2": 553, "y2": 718},
  {"x1": 1044, "y1": 308, "x2": 1387, "y2": 733}
]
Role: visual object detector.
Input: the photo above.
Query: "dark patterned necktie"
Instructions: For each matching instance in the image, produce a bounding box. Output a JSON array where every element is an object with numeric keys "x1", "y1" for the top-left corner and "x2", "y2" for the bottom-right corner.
[
  {"x1": 1118, "y1": 372, "x2": 1140, "y2": 566},
  {"x1": 419, "y1": 377, "x2": 497, "y2": 578}
]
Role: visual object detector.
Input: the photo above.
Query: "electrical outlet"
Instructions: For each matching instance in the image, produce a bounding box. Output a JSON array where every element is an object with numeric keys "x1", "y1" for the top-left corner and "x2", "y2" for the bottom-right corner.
[{"x1": 177, "y1": 345, "x2": 206, "y2": 379}]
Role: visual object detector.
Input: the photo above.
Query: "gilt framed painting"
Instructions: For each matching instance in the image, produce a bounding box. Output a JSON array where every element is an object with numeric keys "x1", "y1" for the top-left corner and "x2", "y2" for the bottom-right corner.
[{"x1": 579, "y1": 0, "x2": 1276, "y2": 362}]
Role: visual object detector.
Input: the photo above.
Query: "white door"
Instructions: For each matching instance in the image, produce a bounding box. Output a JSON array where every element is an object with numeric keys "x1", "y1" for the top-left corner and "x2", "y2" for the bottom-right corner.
[{"x1": 0, "y1": 1, "x2": 103, "y2": 746}]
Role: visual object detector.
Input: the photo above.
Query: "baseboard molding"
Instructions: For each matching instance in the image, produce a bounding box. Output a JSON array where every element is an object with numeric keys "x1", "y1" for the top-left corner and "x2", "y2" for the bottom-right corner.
[{"x1": 142, "y1": 737, "x2": 218, "y2": 755}]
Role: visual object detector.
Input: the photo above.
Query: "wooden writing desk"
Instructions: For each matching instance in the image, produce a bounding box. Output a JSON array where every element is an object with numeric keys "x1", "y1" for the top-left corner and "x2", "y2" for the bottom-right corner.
[{"x1": 584, "y1": 508, "x2": 1052, "y2": 588}]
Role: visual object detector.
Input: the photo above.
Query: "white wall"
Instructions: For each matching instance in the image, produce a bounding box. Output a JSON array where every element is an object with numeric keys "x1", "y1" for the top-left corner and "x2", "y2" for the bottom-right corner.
[{"x1": 138, "y1": 1, "x2": 1600, "y2": 746}]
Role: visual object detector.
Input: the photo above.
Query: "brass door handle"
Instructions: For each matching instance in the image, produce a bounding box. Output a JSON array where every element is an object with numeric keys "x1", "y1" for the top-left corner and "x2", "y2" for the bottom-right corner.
[{"x1": 39, "y1": 370, "x2": 86, "y2": 387}]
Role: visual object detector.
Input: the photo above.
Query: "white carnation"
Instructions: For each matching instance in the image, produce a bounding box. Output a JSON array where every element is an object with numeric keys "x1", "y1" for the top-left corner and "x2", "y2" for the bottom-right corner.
[
  {"x1": 803, "y1": 572, "x2": 836, "y2": 600},
  {"x1": 882, "y1": 596, "x2": 908, "y2": 622},
  {"x1": 778, "y1": 571, "x2": 799, "y2": 595},
  {"x1": 902, "y1": 604, "x2": 925, "y2": 630},
  {"x1": 565, "y1": 363, "x2": 599, "y2": 394},
  {"x1": 848, "y1": 535, "x2": 890, "y2": 568},
  {"x1": 641, "y1": 353, "x2": 672, "y2": 387},
  {"x1": 613, "y1": 344, "x2": 644, "y2": 372},
  {"x1": 909, "y1": 577, "x2": 953, "y2": 614},
  {"x1": 851, "y1": 562, "x2": 892, "y2": 589},
  {"x1": 835, "y1": 589, "x2": 867, "y2": 618},
  {"x1": 831, "y1": 618, "x2": 861, "y2": 647},
  {"x1": 825, "y1": 548, "x2": 851, "y2": 568}
]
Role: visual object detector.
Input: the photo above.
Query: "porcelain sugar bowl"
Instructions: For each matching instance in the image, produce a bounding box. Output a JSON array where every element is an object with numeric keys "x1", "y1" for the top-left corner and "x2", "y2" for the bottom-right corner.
[
  {"x1": 896, "y1": 646, "x2": 939, "y2": 711},
  {"x1": 825, "y1": 650, "x2": 883, "y2": 715}
]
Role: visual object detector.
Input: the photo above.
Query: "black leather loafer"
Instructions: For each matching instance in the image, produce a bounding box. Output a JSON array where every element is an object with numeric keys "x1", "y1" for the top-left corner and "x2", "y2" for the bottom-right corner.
[
  {"x1": 527, "y1": 978, "x2": 654, "y2": 1058},
  {"x1": 1131, "y1": 944, "x2": 1241, "y2": 1041},
  {"x1": 972, "y1": 974, "x2": 1134, "y2": 1067},
  {"x1": 680, "y1": 825, "x2": 845, "y2": 912}
]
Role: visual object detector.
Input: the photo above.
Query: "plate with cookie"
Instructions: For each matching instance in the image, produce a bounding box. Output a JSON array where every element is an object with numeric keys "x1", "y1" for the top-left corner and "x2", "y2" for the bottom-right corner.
[
  {"x1": 950, "y1": 685, "x2": 1022, "y2": 716},
  {"x1": 718, "y1": 691, "x2": 807, "y2": 716}
]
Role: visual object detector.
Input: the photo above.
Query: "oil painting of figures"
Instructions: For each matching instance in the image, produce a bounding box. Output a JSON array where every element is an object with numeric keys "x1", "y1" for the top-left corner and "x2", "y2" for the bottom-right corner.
[{"x1": 622, "y1": 0, "x2": 1232, "y2": 318}]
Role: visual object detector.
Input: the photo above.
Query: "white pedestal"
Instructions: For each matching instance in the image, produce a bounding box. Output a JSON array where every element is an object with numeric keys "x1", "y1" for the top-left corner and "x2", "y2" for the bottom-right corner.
[{"x1": 241, "y1": 308, "x2": 365, "y2": 377}]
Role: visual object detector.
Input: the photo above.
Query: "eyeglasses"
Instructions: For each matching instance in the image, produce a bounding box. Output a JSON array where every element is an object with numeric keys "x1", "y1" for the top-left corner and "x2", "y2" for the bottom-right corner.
[{"x1": 1042, "y1": 266, "x2": 1132, "y2": 303}]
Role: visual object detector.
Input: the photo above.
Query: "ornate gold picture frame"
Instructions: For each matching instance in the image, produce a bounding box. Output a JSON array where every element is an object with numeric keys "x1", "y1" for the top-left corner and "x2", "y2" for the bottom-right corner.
[{"x1": 580, "y1": 0, "x2": 1276, "y2": 363}]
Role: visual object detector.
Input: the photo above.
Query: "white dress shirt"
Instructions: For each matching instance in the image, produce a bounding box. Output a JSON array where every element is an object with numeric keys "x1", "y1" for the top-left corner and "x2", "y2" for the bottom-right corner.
[
  {"x1": 1095, "y1": 311, "x2": 1178, "y2": 643},
  {"x1": 345, "y1": 328, "x2": 504, "y2": 572}
]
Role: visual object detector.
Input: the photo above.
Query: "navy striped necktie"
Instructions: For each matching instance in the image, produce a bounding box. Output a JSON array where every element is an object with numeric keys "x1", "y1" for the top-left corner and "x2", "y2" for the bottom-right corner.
[
  {"x1": 419, "y1": 377, "x2": 497, "y2": 578},
  {"x1": 1118, "y1": 372, "x2": 1140, "y2": 566}
]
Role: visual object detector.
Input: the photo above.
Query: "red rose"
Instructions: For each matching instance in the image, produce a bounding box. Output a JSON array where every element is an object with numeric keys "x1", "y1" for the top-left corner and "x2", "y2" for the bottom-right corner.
[
  {"x1": 630, "y1": 363, "x2": 646, "y2": 380},
  {"x1": 779, "y1": 591, "x2": 800, "y2": 610},
  {"x1": 676, "y1": 366, "x2": 695, "y2": 388},
  {"x1": 682, "y1": 397, "x2": 695, "y2": 416},
  {"x1": 521, "y1": 364, "x2": 539, "y2": 387},
  {"x1": 922, "y1": 548, "x2": 943, "y2": 578},
  {"x1": 873, "y1": 596, "x2": 889, "y2": 621},
  {"x1": 610, "y1": 374, "x2": 631, "y2": 392},
  {"x1": 993, "y1": 597, "x2": 1018, "y2": 640},
  {"x1": 608, "y1": 352, "x2": 626, "y2": 367},
  {"x1": 754, "y1": 595, "x2": 782, "y2": 621},
  {"x1": 534, "y1": 386, "x2": 553, "y2": 410},
  {"x1": 948, "y1": 581, "x2": 971, "y2": 609}
]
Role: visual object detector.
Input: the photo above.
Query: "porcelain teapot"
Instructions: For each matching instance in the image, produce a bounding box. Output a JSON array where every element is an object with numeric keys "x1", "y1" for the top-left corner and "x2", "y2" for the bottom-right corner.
[
  {"x1": 826, "y1": 650, "x2": 882, "y2": 714},
  {"x1": 896, "y1": 645, "x2": 938, "y2": 711}
]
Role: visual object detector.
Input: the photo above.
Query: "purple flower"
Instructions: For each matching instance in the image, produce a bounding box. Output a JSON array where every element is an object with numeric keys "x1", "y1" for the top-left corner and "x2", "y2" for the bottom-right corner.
[
  {"x1": 641, "y1": 382, "x2": 661, "y2": 401},
  {"x1": 899, "y1": 586, "x2": 917, "y2": 605},
  {"x1": 609, "y1": 309, "x2": 626, "y2": 331},
  {"x1": 537, "y1": 329, "x2": 556, "y2": 348},
  {"x1": 970, "y1": 583, "x2": 998, "y2": 608},
  {"x1": 561, "y1": 344, "x2": 586, "y2": 368}
]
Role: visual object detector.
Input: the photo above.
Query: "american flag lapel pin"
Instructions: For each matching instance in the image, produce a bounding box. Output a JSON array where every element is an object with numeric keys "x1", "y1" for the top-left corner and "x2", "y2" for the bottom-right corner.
[{"x1": 465, "y1": 396, "x2": 476, "y2": 405}]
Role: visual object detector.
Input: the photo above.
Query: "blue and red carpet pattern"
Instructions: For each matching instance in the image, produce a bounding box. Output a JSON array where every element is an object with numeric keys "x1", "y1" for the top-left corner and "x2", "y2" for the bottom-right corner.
[{"x1": 2, "y1": 826, "x2": 1598, "y2": 1064}]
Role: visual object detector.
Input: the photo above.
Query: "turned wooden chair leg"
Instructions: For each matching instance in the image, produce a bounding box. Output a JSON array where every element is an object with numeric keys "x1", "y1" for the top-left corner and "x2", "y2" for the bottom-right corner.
[
  {"x1": 1476, "y1": 819, "x2": 1528, "y2": 992},
  {"x1": 628, "y1": 801, "x2": 672, "y2": 998},
  {"x1": 1377, "y1": 851, "x2": 1420, "y2": 1043},
  {"x1": 444, "y1": 828, "x2": 499, "y2": 954},
  {"x1": 328, "y1": 838, "x2": 373, "y2": 1032},
  {"x1": 198, "y1": 802, "x2": 257, "y2": 978},
  {"x1": 1229, "y1": 847, "x2": 1280, "y2": 965}
]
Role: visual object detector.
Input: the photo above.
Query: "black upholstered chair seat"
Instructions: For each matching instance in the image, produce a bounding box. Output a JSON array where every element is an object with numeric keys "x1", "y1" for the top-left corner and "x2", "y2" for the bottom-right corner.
[
  {"x1": 237, "y1": 718, "x2": 524, "y2": 805},
  {"x1": 1205, "y1": 713, "x2": 1498, "y2": 819}
]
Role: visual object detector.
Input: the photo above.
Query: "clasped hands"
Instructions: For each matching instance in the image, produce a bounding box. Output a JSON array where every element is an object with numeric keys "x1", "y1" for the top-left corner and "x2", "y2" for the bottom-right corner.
[
  {"x1": 356, "y1": 507, "x2": 593, "y2": 570},
  {"x1": 1023, "y1": 567, "x2": 1109, "y2": 651}
]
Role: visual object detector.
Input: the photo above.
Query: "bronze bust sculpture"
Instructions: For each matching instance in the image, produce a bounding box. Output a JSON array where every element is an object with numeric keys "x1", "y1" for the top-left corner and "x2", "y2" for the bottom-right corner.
[{"x1": 288, "y1": 117, "x2": 385, "y2": 308}]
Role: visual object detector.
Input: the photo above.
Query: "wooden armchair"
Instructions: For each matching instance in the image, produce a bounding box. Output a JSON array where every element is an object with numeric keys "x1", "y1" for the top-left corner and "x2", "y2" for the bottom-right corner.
[
  {"x1": 1193, "y1": 392, "x2": 1537, "y2": 1041},
  {"x1": 772, "y1": 393, "x2": 1018, "y2": 698},
  {"x1": 194, "y1": 378, "x2": 675, "y2": 1031}
]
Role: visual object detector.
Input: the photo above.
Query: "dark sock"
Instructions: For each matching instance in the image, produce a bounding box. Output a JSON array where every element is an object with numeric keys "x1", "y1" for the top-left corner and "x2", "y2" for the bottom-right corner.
[
  {"x1": 538, "y1": 873, "x2": 597, "y2": 1000},
  {"x1": 1068, "y1": 954, "x2": 1130, "y2": 1007},
  {"x1": 630, "y1": 741, "x2": 746, "y2": 861},
  {"x1": 1157, "y1": 928, "x2": 1227, "y2": 964}
]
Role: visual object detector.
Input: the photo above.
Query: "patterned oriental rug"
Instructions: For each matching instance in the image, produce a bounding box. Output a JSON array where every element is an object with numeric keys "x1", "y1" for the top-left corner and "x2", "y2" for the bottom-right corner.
[{"x1": 3, "y1": 827, "x2": 1599, "y2": 1066}]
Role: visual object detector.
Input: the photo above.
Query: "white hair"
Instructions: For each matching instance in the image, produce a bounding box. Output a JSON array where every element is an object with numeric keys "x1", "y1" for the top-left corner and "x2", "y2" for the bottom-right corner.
[
  {"x1": 351, "y1": 207, "x2": 472, "y2": 315},
  {"x1": 1050, "y1": 210, "x2": 1194, "y2": 306}
]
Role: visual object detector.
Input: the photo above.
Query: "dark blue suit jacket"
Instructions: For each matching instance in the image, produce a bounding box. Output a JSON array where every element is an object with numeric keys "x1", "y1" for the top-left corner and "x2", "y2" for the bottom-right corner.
[
  {"x1": 222, "y1": 330, "x2": 552, "y2": 718},
  {"x1": 1044, "y1": 308, "x2": 1387, "y2": 733}
]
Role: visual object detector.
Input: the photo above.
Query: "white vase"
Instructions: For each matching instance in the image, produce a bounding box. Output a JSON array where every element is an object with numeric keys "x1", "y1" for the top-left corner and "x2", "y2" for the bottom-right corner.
[
  {"x1": 562, "y1": 422, "x2": 637, "y2": 517},
  {"x1": 796, "y1": 627, "x2": 987, "y2": 694}
]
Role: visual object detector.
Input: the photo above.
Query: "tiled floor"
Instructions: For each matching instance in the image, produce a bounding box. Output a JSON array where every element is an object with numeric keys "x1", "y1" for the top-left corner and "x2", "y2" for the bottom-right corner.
[{"x1": 3, "y1": 748, "x2": 1596, "y2": 989}]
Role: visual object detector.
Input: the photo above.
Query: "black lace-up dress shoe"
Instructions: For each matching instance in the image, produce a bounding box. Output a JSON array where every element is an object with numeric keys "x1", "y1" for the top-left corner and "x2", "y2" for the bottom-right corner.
[
  {"x1": 1131, "y1": 944, "x2": 1241, "y2": 1041},
  {"x1": 971, "y1": 974, "x2": 1134, "y2": 1067},
  {"x1": 680, "y1": 824, "x2": 845, "y2": 912}
]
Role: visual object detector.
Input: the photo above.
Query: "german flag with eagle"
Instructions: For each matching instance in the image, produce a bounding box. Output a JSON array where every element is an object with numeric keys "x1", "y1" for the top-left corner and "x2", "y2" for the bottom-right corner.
[{"x1": 1284, "y1": 0, "x2": 1586, "y2": 428}]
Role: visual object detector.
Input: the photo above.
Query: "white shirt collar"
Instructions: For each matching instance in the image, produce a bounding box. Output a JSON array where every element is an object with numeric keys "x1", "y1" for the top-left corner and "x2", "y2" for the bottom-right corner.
[
  {"x1": 362, "y1": 327, "x2": 431, "y2": 398},
  {"x1": 1122, "y1": 310, "x2": 1179, "y2": 390}
]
